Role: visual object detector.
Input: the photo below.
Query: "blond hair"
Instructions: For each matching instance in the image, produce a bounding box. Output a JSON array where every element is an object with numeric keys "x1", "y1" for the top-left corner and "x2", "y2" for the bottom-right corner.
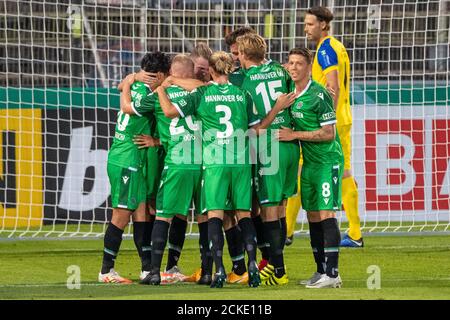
[
  {"x1": 191, "y1": 42, "x2": 213, "y2": 61},
  {"x1": 171, "y1": 53, "x2": 194, "y2": 70},
  {"x1": 235, "y1": 33, "x2": 267, "y2": 62},
  {"x1": 209, "y1": 51, "x2": 234, "y2": 75}
]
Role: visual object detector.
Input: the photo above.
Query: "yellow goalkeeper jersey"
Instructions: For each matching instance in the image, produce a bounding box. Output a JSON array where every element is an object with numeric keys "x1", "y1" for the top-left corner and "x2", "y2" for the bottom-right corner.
[{"x1": 312, "y1": 35, "x2": 352, "y2": 126}]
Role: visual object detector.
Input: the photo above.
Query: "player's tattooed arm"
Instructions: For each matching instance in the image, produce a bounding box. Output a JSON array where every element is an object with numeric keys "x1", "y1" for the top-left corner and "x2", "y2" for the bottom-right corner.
[
  {"x1": 155, "y1": 85, "x2": 180, "y2": 118},
  {"x1": 120, "y1": 73, "x2": 136, "y2": 113},
  {"x1": 277, "y1": 124, "x2": 336, "y2": 142},
  {"x1": 163, "y1": 76, "x2": 205, "y2": 91},
  {"x1": 252, "y1": 92, "x2": 296, "y2": 134}
]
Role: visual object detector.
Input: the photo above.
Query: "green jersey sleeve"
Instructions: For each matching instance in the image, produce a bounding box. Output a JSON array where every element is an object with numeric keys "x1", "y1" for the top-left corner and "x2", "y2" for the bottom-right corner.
[
  {"x1": 133, "y1": 91, "x2": 157, "y2": 116},
  {"x1": 174, "y1": 86, "x2": 205, "y2": 118},
  {"x1": 245, "y1": 91, "x2": 261, "y2": 127},
  {"x1": 316, "y1": 89, "x2": 337, "y2": 126}
]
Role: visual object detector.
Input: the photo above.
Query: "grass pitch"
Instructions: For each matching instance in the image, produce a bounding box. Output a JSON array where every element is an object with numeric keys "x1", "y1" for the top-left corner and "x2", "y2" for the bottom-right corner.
[{"x1": 0, "y1": 234, "x2": 449, "y2": 300}]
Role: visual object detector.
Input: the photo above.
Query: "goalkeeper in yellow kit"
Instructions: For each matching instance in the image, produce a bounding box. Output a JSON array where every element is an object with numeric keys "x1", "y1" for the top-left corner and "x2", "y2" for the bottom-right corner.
[{"x1": 286, "y1": 6, "x2": 363, "y2": 247}]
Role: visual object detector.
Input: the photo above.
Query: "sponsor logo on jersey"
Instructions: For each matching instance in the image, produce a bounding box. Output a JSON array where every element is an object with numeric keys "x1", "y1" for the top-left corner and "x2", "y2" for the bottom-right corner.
[
  {"x1": 318, "y1": 92, "x2": 324, "y2": 100},
  {"x1": 324, "y1": 197, "x2": 330, "y2": 205},
  {"x1": 291, "y1": 111, "x2": 303, "y2": 119},
  {"x1": 272, "y1": 116, "x2": 285, "y2": 125},
  {"x1": 322, "y1": 112, "x2": 335, "y2": 121},
  {"x1": 122, "y1": 176, "x2": 129, "y2": 184},
  {"x1": 333, "y1": 177, "x2": 338, "y2": 184},
  {"x1": 217, "y1": 138, "x2": 230, "y2": 145},
  {"x1": 183, "y1": 133, "x2": 197, "y2": 141},
  {"x1": 320, "y1": 50, "x2": 331, "y2": 66},
  {"x1": 115, "y1": 132, "x2": 125, "y2": 141}
]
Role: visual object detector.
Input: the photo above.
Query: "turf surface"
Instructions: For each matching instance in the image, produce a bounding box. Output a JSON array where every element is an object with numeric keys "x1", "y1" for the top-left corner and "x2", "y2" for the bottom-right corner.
[{"x1": 0, "y1": 234, "x2": 449, "y2": 300}]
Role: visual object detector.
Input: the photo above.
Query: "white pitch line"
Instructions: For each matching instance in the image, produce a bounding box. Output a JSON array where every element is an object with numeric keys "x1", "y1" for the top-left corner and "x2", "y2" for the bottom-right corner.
[
  {"x1": 1, "y1": 278, "x2": 450, "y2": 289},
  {"x1": 345, "y1": 245, "x2": 450, "y2": 250},
  {"x1": 0, "y1": 283, "x2": 128, "y2": 288}
]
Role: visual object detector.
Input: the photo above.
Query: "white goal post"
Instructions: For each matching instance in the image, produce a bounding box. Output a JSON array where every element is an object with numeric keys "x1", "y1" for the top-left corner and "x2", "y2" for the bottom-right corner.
[{"x1": 0, "y1": 0, "x2": 449, "y2": 238}]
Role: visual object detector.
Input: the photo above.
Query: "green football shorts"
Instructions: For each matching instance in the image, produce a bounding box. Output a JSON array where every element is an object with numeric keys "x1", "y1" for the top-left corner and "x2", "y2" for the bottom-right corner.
[
  {"x1": 203, "y1": 166, "x2": 252, "y2": 212},
  {"x1": 256, "y1": 141, "x2": 300, "y2": 207},
  {"x1": 156, "y1": 167, "x2": 203, "y2": 218},
  {"x1": 107, "y1": 162, "x2": 147, "y2": 211},
  {"x1": 300, "y1": 162, "x2": 343, "y2": 211},
  {"x1": 146, "y1": 146, "x2": 165, "y2": 201}
]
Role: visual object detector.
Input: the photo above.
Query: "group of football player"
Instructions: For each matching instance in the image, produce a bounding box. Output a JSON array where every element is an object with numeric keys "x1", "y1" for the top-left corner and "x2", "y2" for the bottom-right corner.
[{"x1": 98, "y1": 6, "x2": 363, "y2": 289}]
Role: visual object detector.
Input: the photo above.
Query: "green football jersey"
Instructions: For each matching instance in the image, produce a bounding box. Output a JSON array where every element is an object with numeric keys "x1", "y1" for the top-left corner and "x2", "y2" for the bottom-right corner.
[
  {"x1": 290, "y1": 80, "x2": 344, "y2": 166},
  {"x1": 135, "y1": 85, "x2": 202, "y2": 168},
  {"x1": 240, "y1": 61, "x2": 292, "y2": 128},
  {"x1": 229, "y1": 67, "x2": 246, "y2": 87},
  {"x1": 176, "y1": 82, "x2": 260, "y2": 167},
  {"x1": 108, "y1": 81, "x2": 152, "y2": 169},
  {"x1": 239, "y1": 60, "x2": 293, "y2": 152}
]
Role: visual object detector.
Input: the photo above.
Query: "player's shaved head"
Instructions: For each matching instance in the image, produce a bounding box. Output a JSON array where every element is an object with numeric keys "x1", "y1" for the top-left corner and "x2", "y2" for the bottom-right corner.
[{"x1": 171, "y1": 54, "x2": 195, "y2": 78}]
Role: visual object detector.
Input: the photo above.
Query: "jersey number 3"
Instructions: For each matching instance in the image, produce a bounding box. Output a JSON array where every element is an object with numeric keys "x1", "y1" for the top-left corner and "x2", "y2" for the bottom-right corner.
[{"x1": 216, "y1": 105, "x2": 233, "y2": 138}]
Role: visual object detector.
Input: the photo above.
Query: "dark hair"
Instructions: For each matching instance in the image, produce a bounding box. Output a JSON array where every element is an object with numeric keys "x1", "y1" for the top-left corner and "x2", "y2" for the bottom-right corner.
[
  {"x1": 224, "y1": 26, "x2": 256, "y2": 46},
  {"x1": 141, "y1": 52, "x2": 171, "y2": 74},
  {"x1": 288, "y1": 47, "x2": 313, "y2": 65},
  {"x1": 307, "y1": 6, "x2": 333, "y2": 30},
  {"x1": 307, "y1": 6, "x2": 334, "y2": 23}
]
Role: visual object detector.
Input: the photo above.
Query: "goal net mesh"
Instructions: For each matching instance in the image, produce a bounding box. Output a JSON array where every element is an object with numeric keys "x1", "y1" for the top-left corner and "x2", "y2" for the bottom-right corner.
[{"x1": 0, "y1": 0, "x2": 449, "y2": 238}]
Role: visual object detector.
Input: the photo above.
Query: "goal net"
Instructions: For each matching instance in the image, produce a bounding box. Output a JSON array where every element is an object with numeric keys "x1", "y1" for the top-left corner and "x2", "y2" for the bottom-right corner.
[{"x1": 1, "y1": 0, "x2": 449, "y2": 238}]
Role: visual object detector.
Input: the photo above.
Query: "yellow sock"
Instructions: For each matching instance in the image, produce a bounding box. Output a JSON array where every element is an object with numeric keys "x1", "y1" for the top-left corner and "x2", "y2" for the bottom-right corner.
[
  {"x1": 286, "y1": 179, "x2": 301, "y2": 237},
  {"x1": 342, "y1": 177, "x2": 362, "y2": 240}
]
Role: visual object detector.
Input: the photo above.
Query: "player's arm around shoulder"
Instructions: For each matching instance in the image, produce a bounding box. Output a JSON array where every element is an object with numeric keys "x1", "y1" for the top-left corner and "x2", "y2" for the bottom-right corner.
[
  {"x1": 156, "y1": 84, "x2": 205, "y2": 119},
  {"x1": 120, "y1": 73, "x2": 136, "y2": 114},
  {"x1": 251, "y1": 91, "x2": 297, "y2": 135},
  {"x1": 121, "y1": 79, "x2": 156, "y2": 117},
  {"x1": 277, "y1": 123, "x2": 336, "y2": 143},
  {"x1": 166, "y1": 76, "x2": 205, "y2": 91},
  {"x1": 155, "y1": 85, "x2": 179, "y2": 118},
  {"x1": 277, "y1": 86, "x2": 336, "y2": 143}
]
